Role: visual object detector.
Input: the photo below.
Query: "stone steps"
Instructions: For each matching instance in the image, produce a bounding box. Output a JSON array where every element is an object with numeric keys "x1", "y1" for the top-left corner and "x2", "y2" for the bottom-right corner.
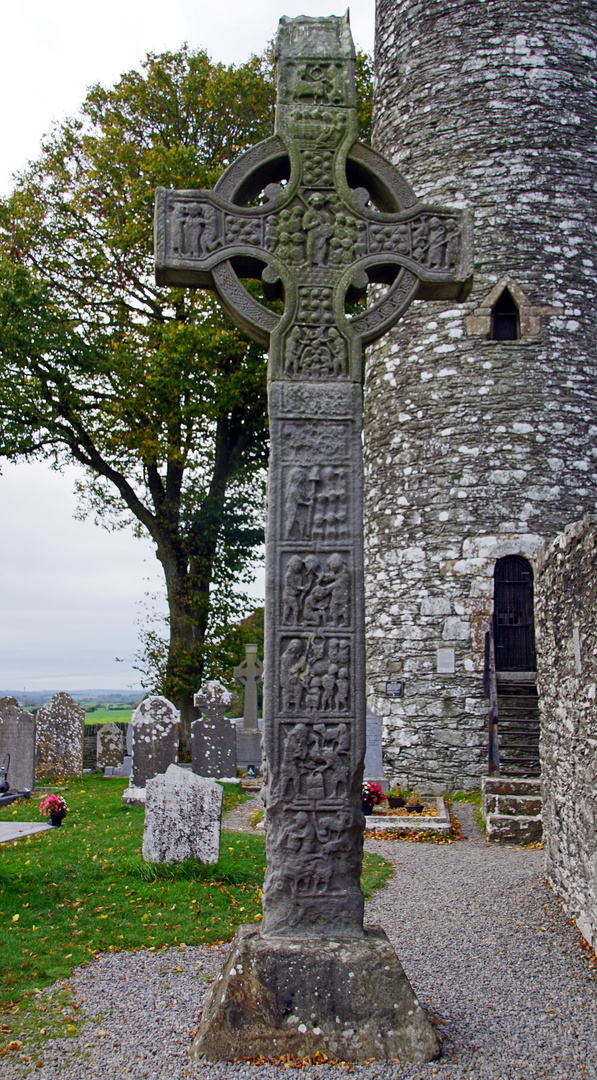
[
  {"x1": 482, "y1": 777, "x2": 542, "y2": 844},
  {"x1": 496, "y1": 681, "x2": 541, "y2": 777}
]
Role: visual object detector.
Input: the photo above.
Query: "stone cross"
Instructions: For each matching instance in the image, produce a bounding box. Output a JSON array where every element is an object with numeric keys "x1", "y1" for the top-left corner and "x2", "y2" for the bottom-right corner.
[
  {"x1": 156, "y1": 13, "x2": 471, "y2": 1063},
  {"x1": 233, "y1": 644, "x2": 263, "y2": 730}
]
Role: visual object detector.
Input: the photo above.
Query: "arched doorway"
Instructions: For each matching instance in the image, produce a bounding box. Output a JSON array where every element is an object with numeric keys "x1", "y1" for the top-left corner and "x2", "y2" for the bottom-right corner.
[{"x1": 493, "y1": 556, "x2": 536, "y2": 671}]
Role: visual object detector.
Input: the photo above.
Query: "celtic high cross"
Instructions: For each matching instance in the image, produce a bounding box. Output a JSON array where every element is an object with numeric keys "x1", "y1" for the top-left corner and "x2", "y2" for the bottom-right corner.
[{"x1": 156, "y1": 13, "x2": 470, "y2": 1062}]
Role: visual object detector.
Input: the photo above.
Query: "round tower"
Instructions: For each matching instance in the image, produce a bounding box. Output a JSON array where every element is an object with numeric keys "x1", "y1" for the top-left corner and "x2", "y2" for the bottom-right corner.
[{"x1": 365, "y1": 0, "x2": 597, "y2": 790}]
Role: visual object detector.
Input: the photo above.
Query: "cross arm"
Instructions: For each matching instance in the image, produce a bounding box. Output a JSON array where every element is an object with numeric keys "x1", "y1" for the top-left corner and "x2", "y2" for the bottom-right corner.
[{"x1": 154, "y1": 187, "x2": 275, "y2": 289}]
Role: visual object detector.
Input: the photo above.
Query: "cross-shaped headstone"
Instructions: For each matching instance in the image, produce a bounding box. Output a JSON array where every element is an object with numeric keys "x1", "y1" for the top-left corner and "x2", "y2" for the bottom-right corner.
[
  {"x1": 233, "y1": 644, "x2": 263, "y2": 731},
  {"x1": 156, "y1": 13, "x2": 471, "y2": 1063},
  {"x1": 192, "y1": 679, "x2": 237, "y2": 778}
]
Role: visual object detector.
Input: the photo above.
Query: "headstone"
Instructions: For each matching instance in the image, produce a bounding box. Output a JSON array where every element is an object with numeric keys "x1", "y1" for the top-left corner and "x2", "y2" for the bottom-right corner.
[
  {"x1": 364, "y1": 708, "x2": 384, "y2": 787},
  {"x1": 96, "y1": 723, "x2": 124, "y2": 769},
  {"x1": 0, "y1": 697, "x2": 35, "y2": 791},
  {"x1": 121, "y1": 695, "x2": 179, "y2": 805},
  {"x1": 142, "y1": 763, "x2": 222, "y2": 863},
  {"x1": 35, "y1": 693, "x2": 84, "y2": 781},
  {"x1": 156, "y1": 12, "x2": 470, "y2": 1064},
  {"x1": 192, "y1": 681, "x2": 237, "y2": 779},
  {"x1": 233, "y1": 645, "x2": 264, "y2": 771}
]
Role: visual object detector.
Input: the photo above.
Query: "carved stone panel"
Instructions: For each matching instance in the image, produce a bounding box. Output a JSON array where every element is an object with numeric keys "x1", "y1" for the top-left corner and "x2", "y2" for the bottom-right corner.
[
  {"x1": 281, "y1": 551, "x2": 351, "y2": 628},
  {"x1": 279, "y1": 635, "x2": 351, "y2": 716}
]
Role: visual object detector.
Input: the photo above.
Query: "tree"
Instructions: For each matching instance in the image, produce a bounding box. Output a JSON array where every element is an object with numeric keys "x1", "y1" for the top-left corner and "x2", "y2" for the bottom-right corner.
[{"x1": 0, "y1": 45, "x2": 372, "y2": 747}]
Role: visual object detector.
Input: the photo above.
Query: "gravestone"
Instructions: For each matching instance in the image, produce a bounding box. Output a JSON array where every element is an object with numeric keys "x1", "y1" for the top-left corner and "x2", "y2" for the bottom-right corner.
[
  {"x1": 233, "y1": 644, "x2": 263, "y2": 771},
  {"x1": 192, "y1": 681, "x2": 237, "y2": 779},
  {"x1": 155, "y1": 12, "x2": 470, "y2": 1064},
  {"x1": 0, "y1": 697, "x2": 35, "y2": 791},
  {"x1": 364, "y1": 708, "x2": 384, "y2": 788},
  {"x1": 96, "y1": 723, "x2": 123, "y2": 769},
  {"x1": 121, "y1": 696, "x2": 179, "y2": 805},
  {"x1": 142, "y1": 763, "x2": 222, "y2": 863},
  {"x1": 35, "y1": 693, "x2": 84, "y2": 781}
]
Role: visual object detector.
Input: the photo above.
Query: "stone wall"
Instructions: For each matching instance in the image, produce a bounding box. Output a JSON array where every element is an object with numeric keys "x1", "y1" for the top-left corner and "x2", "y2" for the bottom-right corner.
[
  {"x1": 365, "y1": 0, "x2": 597, "y2": 790},
  {"x1": 534, "y1": 517, "x2": 597, "y2": 950}
]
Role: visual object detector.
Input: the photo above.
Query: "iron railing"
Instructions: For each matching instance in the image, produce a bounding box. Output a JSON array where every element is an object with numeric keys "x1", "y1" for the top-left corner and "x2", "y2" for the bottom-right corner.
[{"x1": 484, "y1": 622, "x2": 501, "y2": 776}]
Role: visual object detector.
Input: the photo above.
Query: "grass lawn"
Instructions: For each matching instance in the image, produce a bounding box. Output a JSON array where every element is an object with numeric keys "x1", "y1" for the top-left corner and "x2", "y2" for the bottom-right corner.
[
  {"x1": 0, "y1": 775, "x2": 391, "y2": 1012},
  {"x1": 84, "y1": 708, "x2": 132, "y2": 723}
]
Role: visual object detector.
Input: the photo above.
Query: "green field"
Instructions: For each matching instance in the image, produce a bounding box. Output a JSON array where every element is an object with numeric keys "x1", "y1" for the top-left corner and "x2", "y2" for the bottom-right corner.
[
  {"x1": 0, "y1": 775, "x2": 392, "y2": 1010},
  {"x1": 83, "y1": 707, "x2": 132, "y2": 723}
]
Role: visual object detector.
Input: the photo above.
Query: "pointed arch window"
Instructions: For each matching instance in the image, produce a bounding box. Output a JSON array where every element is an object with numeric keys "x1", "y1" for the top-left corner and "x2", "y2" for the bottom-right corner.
[{"x1": 491, "y1": 287, "x2": 520, "y2": 341}]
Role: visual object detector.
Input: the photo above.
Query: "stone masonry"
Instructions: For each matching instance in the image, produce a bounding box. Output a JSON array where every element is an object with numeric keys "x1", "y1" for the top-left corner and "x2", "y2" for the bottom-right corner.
[
  {"x1": 365, "y1": 0, "x2": 597, "y2": 791},
  {"x1": 534, "y1": 516, "x2": 597, "y2": 951}
]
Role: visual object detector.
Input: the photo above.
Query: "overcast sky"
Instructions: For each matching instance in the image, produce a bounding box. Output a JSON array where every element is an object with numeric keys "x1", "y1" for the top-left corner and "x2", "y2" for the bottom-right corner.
[{"x1": 0, "y1": 1, "x2": 375, "y2": 694}]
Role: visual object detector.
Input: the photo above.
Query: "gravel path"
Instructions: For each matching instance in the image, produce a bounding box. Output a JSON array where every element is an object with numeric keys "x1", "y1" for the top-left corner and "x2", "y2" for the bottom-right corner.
[{"x1": 2, "y1": 802, "x2": 595, "y2": 1080}]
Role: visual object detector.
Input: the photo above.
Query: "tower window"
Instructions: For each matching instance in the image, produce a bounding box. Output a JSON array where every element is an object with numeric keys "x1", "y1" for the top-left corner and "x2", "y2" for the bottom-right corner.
[{"x1": 491, "y1": 287, "x2": 519, "y2": 341}]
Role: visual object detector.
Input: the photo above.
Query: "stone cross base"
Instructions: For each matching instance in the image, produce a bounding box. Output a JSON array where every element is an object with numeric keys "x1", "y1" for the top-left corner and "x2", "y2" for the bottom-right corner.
[{"x1": 189, "y1": 924, "x2": 439, "y2": 1064}]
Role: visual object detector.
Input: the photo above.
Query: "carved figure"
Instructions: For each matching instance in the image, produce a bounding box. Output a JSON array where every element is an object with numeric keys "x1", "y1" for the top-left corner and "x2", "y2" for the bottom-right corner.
[
  {"x1": 427, "y1": 217, "x2": 447, "y2": 269},
  {"x1": 303, "y1": 194, "x2": 334, "y2": 266},
  {"x1": 285, "y1": 467, "x2": 311, "y2": 539},
  {"x1": 280, "y1": 721, "x2": 311, "y2": 797},
  {"x1": 283, "y1": 555, "x2": 305, "y2": 623},
  {"x1": 280, "y1": 639, "x2": 308, "y2": 712}
]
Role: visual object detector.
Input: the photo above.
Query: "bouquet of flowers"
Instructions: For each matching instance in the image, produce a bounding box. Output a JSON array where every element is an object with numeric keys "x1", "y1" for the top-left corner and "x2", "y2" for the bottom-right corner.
[
  {"x1": 39, "y1": 794, "x2": 68, "y2": 818},
  {"x1": 362, "y1": 781, "x2": 386, "y2": 810}
]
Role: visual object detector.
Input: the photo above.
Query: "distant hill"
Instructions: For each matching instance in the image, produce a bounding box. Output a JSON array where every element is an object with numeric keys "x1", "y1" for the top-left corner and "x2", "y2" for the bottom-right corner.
[{"x1": 0, "y1": 689, "x2": 143, "y2": 708}]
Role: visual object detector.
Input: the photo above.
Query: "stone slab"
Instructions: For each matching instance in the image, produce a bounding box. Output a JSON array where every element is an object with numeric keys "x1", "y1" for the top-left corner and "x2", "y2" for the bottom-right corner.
[
  {"x1": 190, "y1": 924, "x2": 439, "y2": 1064},
  {"x1": 191, "y1": 717, "x2": 236, "y2": 779},
  {"x1": 236, "y1": 728, "x2": 262, "y2": 772},
  {"x1": 486, "y1": 813, "x2": 543, "y2": 844},
  {"x1": 365, "y1": 798, "x2": 450, "y2": 832},
  {"x1": 364, "y1": 709, "x2": 383, "y2": 780},
  {"x1": 142, "y1": 763, "x2": 222, "y2": 863},
  {"x1": 0, "y1": 822, "x2": 52, "y2": 844},
  {"x1": 123, "y1": 695, "x2": 179, "y2": 805},
  {"x1": 0, "y1": 698, "x2": 35, "y2": 791},
  {"x1": 482, "y1": 777, "x2": 542, "y2": 796},
  {"x1": 96, "y1": 723, "x2": 123, "y2": 768},
  {"x1": 35, "y1": 692, "x2": 84, "y2": 781},
  {"x1": 121, "y1": 784, "x2": 147, "y2": 806},
  {"x1": 484, "y1": 794, "x2": 542, "y2": 817}
]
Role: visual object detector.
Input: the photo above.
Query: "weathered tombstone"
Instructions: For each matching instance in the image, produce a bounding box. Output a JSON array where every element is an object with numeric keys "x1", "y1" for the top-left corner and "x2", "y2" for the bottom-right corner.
[
  {"x1": 192, "y1": 681, "x2": 237, "y2": 779},
  {"x1": 155, "y1": 13, "x2": 470, "y2": 1064},
  {"x1": 142, "y1": 763, "x2": 222, "y2": 863},
  {"x1": 121, "y1": 695, "x2": 179, "y2": 805},
  {"x1": 233, "y1": 644, "x2": 263, "y2": 771},
  {"x1": 364, "y1": 708, "x2": 384, "y2": 787},
  {"x1": 96, "y1": 723, "x2": 124, "y2": 769},
  {"x1": 35, "y1": 692, "x2": 84, "y2": 781},
  {"x1": 0, "y1": 697, "x2": 35, "y2": 791}
]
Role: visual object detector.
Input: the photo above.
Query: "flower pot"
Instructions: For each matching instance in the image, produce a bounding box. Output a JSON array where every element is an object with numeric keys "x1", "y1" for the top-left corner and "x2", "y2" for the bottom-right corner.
[
  {"x1": 361, "y1": 802, "x2": 372, "y2": 816},
  {"x1": 406, "y1": 804, "x2": 424, "y2": 814},
  {"x1": 388, "y1": 797, "x2": 406, "y2": 808},
  {"x1": 49, "y1": 812, "x2": 66, "y2": 827}
]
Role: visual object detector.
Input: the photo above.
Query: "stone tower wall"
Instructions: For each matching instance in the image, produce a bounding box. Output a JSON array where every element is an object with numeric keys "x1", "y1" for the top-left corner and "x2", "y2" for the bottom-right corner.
[{"x1": 365, "y1": 0, "x2": 597, "y2": 790}]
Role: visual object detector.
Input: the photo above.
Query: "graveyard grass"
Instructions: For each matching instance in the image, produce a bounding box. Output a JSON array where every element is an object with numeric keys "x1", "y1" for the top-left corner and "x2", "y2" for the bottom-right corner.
[{"x1": 0, "y1": 776, "x2": 391, "y2": 1010}]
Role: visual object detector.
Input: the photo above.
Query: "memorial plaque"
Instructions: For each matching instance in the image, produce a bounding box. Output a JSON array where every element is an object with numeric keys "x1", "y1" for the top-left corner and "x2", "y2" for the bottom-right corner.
[
  {"x1": 437, "y1": 648, "x2": 456, "y2": 674},
  {"x1": 386, "y1": 679, "x2": 404, "y2": 699},
  {"x1": 155, "y1": 11, "x2": 471, "y2": 1064}
]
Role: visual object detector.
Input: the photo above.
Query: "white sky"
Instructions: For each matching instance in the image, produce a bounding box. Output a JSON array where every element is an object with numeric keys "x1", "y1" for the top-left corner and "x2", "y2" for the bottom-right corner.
[{"x1": 0, "y1": 0, "x2": 375, "y2": 694}]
